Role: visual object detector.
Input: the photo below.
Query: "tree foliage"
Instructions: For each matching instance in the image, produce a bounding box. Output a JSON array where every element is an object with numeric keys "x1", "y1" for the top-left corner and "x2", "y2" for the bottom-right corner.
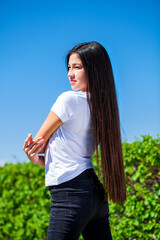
[{"x1": 0, "y1": 135, "x2": 159, "y2": 239}]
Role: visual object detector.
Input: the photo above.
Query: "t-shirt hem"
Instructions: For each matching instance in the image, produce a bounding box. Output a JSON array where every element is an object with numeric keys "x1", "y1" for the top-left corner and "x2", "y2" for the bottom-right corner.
[{"x1": 45, "y1": 165, "x2": 94, "y2": 187}]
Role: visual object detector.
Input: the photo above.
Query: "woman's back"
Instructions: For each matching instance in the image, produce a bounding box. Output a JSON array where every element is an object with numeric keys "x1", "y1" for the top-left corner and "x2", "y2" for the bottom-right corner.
[{"x1": 45, "y1": 90, "x2": 95, "y2": 186}]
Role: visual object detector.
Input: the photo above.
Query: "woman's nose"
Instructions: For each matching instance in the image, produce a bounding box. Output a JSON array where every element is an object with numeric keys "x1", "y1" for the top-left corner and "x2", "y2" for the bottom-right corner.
[{"x1": 68, "y1": 69, "x2": 74, "y2": 78}]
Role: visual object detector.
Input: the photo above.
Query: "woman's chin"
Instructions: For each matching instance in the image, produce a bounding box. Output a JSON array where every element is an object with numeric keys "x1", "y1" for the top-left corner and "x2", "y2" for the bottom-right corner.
[{"x1": 71, "y1": 86, "x2": 79, "y2": 91}]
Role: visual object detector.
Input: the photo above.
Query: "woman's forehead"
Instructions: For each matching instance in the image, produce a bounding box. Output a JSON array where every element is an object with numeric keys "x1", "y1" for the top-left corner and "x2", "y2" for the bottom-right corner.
[{"x1": 68, "y1": 53, "x2": 82, "y2": 64}]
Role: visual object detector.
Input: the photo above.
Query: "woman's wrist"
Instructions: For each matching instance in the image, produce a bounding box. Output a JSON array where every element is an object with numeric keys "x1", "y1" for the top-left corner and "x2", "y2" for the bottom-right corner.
[{"x1": 34, "y1": 155, "x2": 45, "y2": 167}]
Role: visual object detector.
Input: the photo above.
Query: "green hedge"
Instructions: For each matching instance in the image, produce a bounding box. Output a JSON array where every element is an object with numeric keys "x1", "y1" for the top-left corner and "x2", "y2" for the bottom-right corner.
[
  {"x1": 0, "y1": 135, "x2": 159, "y2": 239},
  {"x1": 109, "y1": 135, "x2": 160, "y2": 240}
]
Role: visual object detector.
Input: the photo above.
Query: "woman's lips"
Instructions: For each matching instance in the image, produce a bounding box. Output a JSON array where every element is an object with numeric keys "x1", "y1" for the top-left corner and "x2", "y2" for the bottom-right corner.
[{"x1": 70, "y1": 80, "x2": 76, "y2": 84}]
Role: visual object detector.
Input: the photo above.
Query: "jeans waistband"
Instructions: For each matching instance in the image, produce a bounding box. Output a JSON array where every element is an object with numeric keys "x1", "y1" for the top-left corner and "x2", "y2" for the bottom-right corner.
[{"x1": 48, "y1": 168, "x2": 95, "y2": 191}]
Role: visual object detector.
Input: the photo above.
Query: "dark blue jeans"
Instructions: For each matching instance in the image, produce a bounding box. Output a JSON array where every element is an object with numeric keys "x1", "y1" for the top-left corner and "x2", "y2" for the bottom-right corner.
[{"x1": 47, "y1": 169, "x2": 112, "y2": 240}]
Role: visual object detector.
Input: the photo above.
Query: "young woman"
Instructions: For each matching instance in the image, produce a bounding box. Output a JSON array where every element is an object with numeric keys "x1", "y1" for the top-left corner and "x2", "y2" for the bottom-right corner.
[{"x1": 23, "y1": 41, "x2": 126, "y2": 240}]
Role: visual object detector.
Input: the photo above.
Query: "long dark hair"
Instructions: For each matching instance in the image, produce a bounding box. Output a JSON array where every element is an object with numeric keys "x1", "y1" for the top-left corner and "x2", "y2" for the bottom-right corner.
[{"x1": 66, "y1": 41, "x2": 126, "y2": 204}]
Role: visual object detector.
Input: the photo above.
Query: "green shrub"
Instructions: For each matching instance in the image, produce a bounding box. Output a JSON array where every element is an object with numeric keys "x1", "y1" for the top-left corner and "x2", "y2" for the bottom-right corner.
[
  {"x1": 108, "y1": 135, "x2": 160, "y2": 240},
  {"x1": 0, "y1": 135, "x2": 159, "y2": 239},
  {"x1": 0, "y1": 162, "x2": 50, "y2": 240}
]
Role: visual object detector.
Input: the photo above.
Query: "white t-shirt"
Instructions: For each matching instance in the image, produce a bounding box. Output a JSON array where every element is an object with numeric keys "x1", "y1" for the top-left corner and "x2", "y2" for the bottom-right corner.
[{"x1": 45, "y1": 90, "x2": 95, "y2": 186}]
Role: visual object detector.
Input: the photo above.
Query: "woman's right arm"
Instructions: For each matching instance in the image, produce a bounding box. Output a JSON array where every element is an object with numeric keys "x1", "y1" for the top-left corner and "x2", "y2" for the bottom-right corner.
[{"x1": 23, "y1": 111, "x2": 63, "y2": 166}]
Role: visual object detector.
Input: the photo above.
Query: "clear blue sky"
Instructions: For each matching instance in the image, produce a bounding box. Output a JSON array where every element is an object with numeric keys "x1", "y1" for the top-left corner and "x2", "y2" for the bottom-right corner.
[{"x1": 0, "y1": 0, "x2": 160, "y2": 166}]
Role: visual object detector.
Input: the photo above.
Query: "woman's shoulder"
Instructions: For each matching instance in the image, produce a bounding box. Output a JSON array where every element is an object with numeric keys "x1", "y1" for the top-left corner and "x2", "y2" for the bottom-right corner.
[
  {"x1": 58, "y1": 91, "x2": 86, "y2": 101},
  {"x1": 59, "y1": 90, "x2": 75, "y2": 98}
]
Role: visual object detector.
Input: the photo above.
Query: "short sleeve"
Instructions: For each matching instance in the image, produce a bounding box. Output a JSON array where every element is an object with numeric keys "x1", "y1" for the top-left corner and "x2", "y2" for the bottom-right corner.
[{"x1": 51, "y1": 92, "x2": 74, "y2": 123}]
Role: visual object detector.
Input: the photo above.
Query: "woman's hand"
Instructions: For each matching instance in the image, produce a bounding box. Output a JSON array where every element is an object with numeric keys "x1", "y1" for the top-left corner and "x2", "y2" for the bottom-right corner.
[{"x1": 23, "y1": 134, "x2": 45, "y2": 165}]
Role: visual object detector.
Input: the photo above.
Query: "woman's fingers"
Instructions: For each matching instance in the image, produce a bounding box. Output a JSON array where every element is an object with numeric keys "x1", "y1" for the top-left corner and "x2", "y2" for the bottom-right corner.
[
  {"x1": 23, "y1": 134, "x2": 45, "y2": 164},
  {"x1": 28, "y1": 133, "x2": 33, "y2": 146},
  {"x1": 32, "y1": 142, "x2": 45, "y2": 155},
  {"x1": 27, "y1": 139, "x2": 45, "y2": 155},
  {"x1": 23, "y1": 134, "x2": 32, "y2": 150},
  {"x1": 23, "y1": 135, "x2": 43, "y2": 152}
]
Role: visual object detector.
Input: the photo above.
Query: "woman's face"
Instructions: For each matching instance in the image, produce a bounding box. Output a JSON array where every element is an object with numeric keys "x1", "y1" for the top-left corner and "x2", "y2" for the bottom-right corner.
[{"x1": 68, "y1": 53, "x2": 87, "y2": 92}]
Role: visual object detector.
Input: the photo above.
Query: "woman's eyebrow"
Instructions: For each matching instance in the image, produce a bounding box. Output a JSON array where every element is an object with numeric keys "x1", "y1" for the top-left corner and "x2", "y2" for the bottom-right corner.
[{"x1": 68, "y1": 63, "x2": 82, "y2": 66}]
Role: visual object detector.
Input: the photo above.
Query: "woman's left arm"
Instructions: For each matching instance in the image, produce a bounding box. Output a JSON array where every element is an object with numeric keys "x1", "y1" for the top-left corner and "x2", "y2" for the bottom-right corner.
[{"x1": 23, "y1": 111, "x2": 63, "y2": 166}]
